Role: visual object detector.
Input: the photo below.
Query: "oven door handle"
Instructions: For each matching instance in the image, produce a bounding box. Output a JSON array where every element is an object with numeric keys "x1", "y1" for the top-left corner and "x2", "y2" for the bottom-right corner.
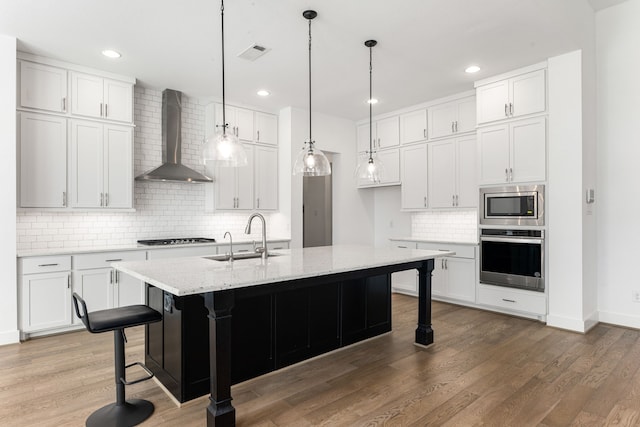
[{"x1": 481, "y1": 237, "x2": 543, "y2": 244}]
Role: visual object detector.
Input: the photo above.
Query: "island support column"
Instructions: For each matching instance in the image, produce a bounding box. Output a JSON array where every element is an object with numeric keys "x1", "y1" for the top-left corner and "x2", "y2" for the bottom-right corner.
[
  {"x1": 415, "y1": 259, "x2": 435, "y2": 346},
  {"x1": 204, "y1": 290, "x2": 236, "y2": 427}
]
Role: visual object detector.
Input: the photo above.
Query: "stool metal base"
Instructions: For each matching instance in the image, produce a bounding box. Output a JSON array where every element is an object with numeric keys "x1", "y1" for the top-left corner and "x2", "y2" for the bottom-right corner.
[{"x1": 86, "y1": 399, "x2": 154, "y2": 427}]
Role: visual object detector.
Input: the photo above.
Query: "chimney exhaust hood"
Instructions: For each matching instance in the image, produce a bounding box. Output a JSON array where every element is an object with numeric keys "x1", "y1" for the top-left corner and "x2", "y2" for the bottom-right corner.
[{"x1": 136, "y1": 89, "x2": 212, "y2": 183}]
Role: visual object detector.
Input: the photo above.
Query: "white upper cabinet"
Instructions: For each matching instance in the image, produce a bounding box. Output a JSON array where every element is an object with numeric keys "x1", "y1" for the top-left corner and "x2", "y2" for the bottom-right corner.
[
  {"x1": 357, "y1": 149, "x2": 401, "y2": 188},
  {"x1": 357, "y1": 116, "x2": 400, "y2": 152},
  {"x1": 427, "y1": 135, "x2": 477, "y2": 209},
  {"x1": 476, "y1": 69, "x2": 546, "y2": 125},
  {"x1": 211, "y1": 147, "x2": 255, "y2": 210},
  {"x1": 478, "y1": 116, "x2": 546, "y2": 185},
  {"x1": 71, "y1": 72, "x2": 133, "y2": 123},
  {"x1": 254, "y1": 145, "x2": 278, "y2": 210},
  {"x1": 19, "y1": 113, "x2": 67, "y2": 208},
  {"x1": 69, "y1": 120, "x2": 133, "y2": 208},
  {"x1": 428, "y1": 96, "x2": 476, "y2": 139},
  {"x1": 254, "y1": 112, "x2": 278, "y2": 145},
  {"x1": 19, "y1": 61, "x2": 67, "y2": 113},
  {"x1": 214, "y1": 103, "x2": 254, "y2": 142},
  {"x1": 400, "y1": 109, "x2": 427, "y2": 144},
  {"x1": 401, "y1": 144, "x2": 428, "y2": 210}
]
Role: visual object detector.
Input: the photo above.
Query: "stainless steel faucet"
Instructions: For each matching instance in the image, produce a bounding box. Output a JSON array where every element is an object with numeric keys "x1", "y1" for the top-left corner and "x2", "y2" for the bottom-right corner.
[
  {"x1": 245, "y1": 212, "x2": 268, "y2": 260},
  {"x1": 223, "y1": 231, "x2": 234, "y2": 262}
]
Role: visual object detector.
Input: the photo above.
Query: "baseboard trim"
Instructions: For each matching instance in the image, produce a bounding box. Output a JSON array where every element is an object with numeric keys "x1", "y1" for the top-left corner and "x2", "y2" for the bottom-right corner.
[
  {"x1": 546, "y1": 310, "x2": 599, "y2": 333},
  {"x1": 598, "y1": 310, "x2": 640, "y2": 330},
  {"x1": 0, "y1": 329, "x2": 20, "y2": 346}
]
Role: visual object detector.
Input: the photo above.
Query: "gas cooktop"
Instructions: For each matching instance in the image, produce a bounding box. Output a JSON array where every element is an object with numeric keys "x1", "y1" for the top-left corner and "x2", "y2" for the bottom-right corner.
[{"x1": 137, "y1": 238, "x2": 217, "y2": 246}]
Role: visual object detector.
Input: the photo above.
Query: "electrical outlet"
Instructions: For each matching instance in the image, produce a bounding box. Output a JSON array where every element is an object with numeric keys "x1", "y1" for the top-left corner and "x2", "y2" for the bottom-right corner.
[{"x1": 632, "y1": 290, "x2": 640, "y2": 303}]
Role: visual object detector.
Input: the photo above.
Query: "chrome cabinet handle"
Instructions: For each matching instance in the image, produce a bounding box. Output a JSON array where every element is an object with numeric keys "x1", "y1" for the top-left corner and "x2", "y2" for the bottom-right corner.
[
  {"x1": 110, "y1": 270, "x2": 114, "y2": 284},
  {"x1": 451, "y1": 122, "x2": 454, "y2": 133},
  {"x1": 455, "y1": 121, "x2": 458, "y2": 132},
  {"x1": 502, "y1": 298, "x2": 516, "y2": 303},
  {"x1": 100, "y1": 103, "x2": 103, "y2": 117},
  {"x1": 452, "y1": 195, "x2": 455, "y2": 206},
  {"x1": 509, "y1": 168, "x2": 513, "y2": 182},
  {"x1": 505, "y1": 168, "x2": 509, "y2": 182},
  {"x1": 105, "y1": 104, "x2": 108, "y2": 117},
  {"x1": 68, "y1": 274, "x2": 71, "y2": 289},
  {"x1": 38, "y1": 263, "x2": 58, "y2": 267},
  {"x1": 509, "y1": 103, "x2": 514, "y2": 116},
  {"x1": 505, "y1": 103, "x2": 508, "y2": 117},
  {"x1": 423, "y1": 129, "x2": 426, "y2": 138},
  {"x1": 116, "y1": 270, "x2": 119, "y2": 283},
  {"x1": 62, "y1": 97, "x2": 66, "y2": 112},
  {"x1": 105, "y1": 259, "x2": 122, "y2": 262},
  {"x1": 257, "y1": 130, "x2": 260, "y2": 141},
  {"x1": 445, "y1": 259, "x2": 448, "y2": 269},
  {"x1": 105, "y1": 193, "x2": 109, "y2": 207},
  {"x1": 456, "y1": 195, "x2": 459, "y2": 206},
  {"x1": 423, "y1": 196, "x2": 427, "y2": 207},
  {"x1": 62, "y1": 191, "x2": 66, "y2": 207},
  {"x1": 398, "y1": 245, "x2": 408, "y2": 249}
]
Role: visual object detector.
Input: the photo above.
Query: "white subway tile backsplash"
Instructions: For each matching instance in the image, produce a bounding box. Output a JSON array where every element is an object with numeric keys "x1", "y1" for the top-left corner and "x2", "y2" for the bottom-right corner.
[
  {"x1": 411, "y1": 209, "x2": 478, "y2": 243},
  {"x1": 17, "y1": 87, "x2": 281, "y2": 251}
]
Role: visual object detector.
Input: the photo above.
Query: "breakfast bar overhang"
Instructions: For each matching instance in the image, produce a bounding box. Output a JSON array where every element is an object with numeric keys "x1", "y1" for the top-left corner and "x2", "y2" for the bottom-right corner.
[{"x1": 115, "y1": 245, "x2": 452, "y2": 427}]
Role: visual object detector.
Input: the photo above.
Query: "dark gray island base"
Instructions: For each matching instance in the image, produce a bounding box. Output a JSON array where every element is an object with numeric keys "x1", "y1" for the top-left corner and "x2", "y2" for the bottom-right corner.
[{"x1": 144, "y1": 259, "x2": 435, "y2": 427}]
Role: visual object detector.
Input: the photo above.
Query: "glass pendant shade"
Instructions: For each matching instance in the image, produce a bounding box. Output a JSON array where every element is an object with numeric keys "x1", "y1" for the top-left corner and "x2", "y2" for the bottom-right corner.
[
  {"x1": 202, "y1": 128, "x2": 248, "y2": 167},
  {"x1": 293, "y1": 141, "x2": 331, "y2": 176},
  {"x1": 355, "y1": 152, "x2": 385, "y2": 183}
]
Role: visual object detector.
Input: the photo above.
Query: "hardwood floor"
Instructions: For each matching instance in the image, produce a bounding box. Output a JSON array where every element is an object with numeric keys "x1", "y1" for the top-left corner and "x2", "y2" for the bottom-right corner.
[{"x1": 1, "y1": 295, "x2": 640, "y2": 426}]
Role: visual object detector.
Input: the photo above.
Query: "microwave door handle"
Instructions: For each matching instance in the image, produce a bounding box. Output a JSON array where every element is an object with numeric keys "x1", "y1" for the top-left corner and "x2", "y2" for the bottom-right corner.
[{"x1": 481, "y1": 237, "x2": 543, "y2": 244}]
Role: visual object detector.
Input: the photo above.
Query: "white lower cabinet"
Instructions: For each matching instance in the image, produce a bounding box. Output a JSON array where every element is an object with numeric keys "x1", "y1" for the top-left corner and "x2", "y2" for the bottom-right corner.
[
  {"x1": 477, "y1": 284, "x2": 546, "y2": 317},
  {"x1": 390, "y1": 241, "x2": 418, "y2": 295},
  {"x1": 417, "y1": 242, "x2": 477, "y2": 303}
]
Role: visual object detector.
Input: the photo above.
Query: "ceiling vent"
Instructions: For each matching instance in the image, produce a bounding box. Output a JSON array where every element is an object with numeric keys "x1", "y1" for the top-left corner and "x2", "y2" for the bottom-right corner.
[{"x1": 238, "y1": 44, "x2": 270, "y2": 61}]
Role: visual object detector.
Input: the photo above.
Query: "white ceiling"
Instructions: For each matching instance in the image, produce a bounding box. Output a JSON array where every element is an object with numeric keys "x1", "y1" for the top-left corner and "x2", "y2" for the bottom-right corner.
[{"x1": 0, "y1": 0, "x2": 628, "y2": 120}]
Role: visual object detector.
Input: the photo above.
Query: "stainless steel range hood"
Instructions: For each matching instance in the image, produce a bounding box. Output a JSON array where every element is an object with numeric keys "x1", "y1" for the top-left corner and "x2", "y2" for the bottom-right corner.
[{"x1": 136, "y1": 89, "x2": 212, "y2": 183}]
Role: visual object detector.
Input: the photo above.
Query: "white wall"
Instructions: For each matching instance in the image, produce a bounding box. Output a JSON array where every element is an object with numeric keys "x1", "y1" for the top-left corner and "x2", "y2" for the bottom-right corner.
[
  {"x1": 596, "y1": 0, "x2": 640, "y2": 328},
  {"x1": 0, "y1": 34, "x2": 18, "y2": 345},
  {"x1": 373, "y1": 187, "x2": 411, "y2": 248},
  {"x1": 286, "y1": 107, "x2": 374, "y2": 248}
]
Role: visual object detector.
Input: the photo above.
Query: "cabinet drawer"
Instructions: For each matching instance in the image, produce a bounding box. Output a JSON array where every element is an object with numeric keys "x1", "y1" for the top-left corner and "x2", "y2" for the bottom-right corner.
[
  {"x1": 74, "y1": 251, "x2": 146, "y2": 270},
  {"x1": 477, "y1": 284, "x2": 546, "y2": 315},
  {"x1": 416, "y1": 242, "x2": 476, "y2": 259},
  {"x1": 21, "y1": 256, "x2": 71, "y2": 274}
]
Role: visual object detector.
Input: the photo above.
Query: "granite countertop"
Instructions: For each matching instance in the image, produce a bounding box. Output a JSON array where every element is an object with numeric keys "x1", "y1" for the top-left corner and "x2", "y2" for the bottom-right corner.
[
  {"x1": 17, "y1": 237, "x2": 291, "y2": 258},
  {"x1": 113, "y1": 244, "x2": 453, "y2": 297},
  {"x1": 389, "y1": 237, "x2": 478, "y2": 245}
]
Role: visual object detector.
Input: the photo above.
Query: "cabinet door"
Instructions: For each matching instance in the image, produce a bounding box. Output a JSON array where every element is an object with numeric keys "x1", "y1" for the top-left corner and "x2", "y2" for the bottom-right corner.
[
  {"x1": 378, "y1": 149, "x2": 400, "y2": 184},
  {"x1": 510, "y1": 117, "x2": 546, "y2": 183},
  {"x1": 103, "y1": 125, "x2": 133, "y2": 208},
  {"x1": 456, "y1": 97, "x2": 477, "y2": 133},
  {"x1": 376, "y1": 116, "x2": 400, "y2": 149},
  {"x1": 510, "y1": 70, "x2": 546, "y2": 118},
  {"x1": 104, "y1": 79, "x2": 133, "y2": 123},
  {"x1": 446, "y1": 257, "x2": 476, "y2": 302},
  {"x1": 115, "y1": 271, "x2": 145, "y2": 307},
  {"x1": 401, "y1": 144, "x2": 428, "y2": 209},
  {"x1": 357, "y1": 123, "x2": 372, "y2": 153},
  {"x1": 72, "y1": 268, "x2": 114, "y2": 324},
  {"x1": 476, "y1": 80, "x2": 509, "y2": 124},
  {"x1": 71, "y1": 72, "x2": 104, "y2": 119},
  {"x1": 20, "y1": 61, "x2": 67, "y2": 113},
  {"x1": 478, "y1": 124, "x2": 510, "y2": 185},
  {"x1": 19, "y1": 113, "x2": 67, "y2": 208},
  {"x1": 21, "y1": 272, "x2": 71, "y2": 332},
  {"x1": 236, "y1": 148, "x2": 254, "y2": 209},
  {"x1": 255, "y1": 112, "x2": 278, "y2": 145},
  {"x1": 400, "y1": 109, "x2": 427, "y2": 144},
  {"x1": 428, "y1": 139, "x2": 456, "y2": 208},
  {"x1": 70, "y1": 120, "x2": 103, "y2": 207},
  {"x1": 215, "y1": 166, "x2": 237, "y2": 210},
  {"x1": 235, "y1": 107, "x2": 254, "y2": 142},
  {"x1": 431, "y1": 258, "x2": 446, "y2": 297},
  {"x1": 255, "y1": 146, "x2": 278, "y2": 210},
  {"x1": 456, "y1": 135, "x2": 478, "y2": 208},
  {"x1": 428, "y1": 102, "x2": 457, "y2": 139}
]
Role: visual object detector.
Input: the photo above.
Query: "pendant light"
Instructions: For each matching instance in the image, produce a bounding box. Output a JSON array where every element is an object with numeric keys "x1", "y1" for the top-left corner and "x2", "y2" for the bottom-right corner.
[
  {"x1": 292, "y1": 10, "x2": 332, "y2": 177},
  {"x1": 202, "y1": 0, "x2": 248, "y2": 167},
  {"x1": 355, "y1": 40, "x2": 384, "y2": 183}
]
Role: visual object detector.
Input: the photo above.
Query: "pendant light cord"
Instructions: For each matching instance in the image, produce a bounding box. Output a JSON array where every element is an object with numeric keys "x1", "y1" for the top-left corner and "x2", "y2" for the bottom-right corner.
[
  {"x1": 308, "y1": 17, "x2": 312, "y2": 146},
  {"x1": 369, "y1": 45, "x2": 373, "y2": 160},
  {"x1": 221, "y1": 0, "x2": 227, "y2": 135}
]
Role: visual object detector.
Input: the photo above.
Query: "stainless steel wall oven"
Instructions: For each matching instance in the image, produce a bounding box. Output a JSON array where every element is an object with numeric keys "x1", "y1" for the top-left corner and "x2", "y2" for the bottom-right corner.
[{"x1": 480, "y1": 229, "x2": 545, "y2": 292}]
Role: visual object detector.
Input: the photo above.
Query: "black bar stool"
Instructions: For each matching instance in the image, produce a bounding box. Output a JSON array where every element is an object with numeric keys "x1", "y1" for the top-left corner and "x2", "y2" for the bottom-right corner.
[{"x1": 72, "y1": 292, "x2": 162, "y2": 427}]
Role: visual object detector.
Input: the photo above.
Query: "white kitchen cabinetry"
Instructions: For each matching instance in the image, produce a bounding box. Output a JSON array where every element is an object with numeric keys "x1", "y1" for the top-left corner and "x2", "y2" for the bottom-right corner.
[
  {"x1": 478, "y1": 116, "x2": 546, "y2": 185},
  {"x1": 19, "y1": 61, "x2": 67, "y2": 113},
  {"x1": 212, "y1": 147, "x2": 255, "y2": 210},
  {"x1": 400, "y1": 144, "x2": 428, "y2": 210},
  {"x1": 214, "y1": 103, "x2": 254, "y2": 142},
  {"x1": 357, "y1": 149, "x2": 401, "y2": 188},
  {"x1": 427, "y1": 135, "x2": 477, "y2": 208},
  {"x1": 69, "y1": 120, "x2": 133, "y2": 208},
  {"x1": 72, "y1": 251, "x2": 146, "y2": 324},
  {"x1": 71, "y1": 72, "x2": 133, "y2": 123},
  {"x1": 400, "y1": 109, "x2": 427, "y2": 145},
  {"x1": 19, "y1": 113, "x2": 67, "y2": 208},
  {"x1": 391, "y1": 241, "x2": 418, "y2": 295},
  {"x1": 428, "y1": 96, "x2": 476, "y2": 139},
  {"x1": 254, "y1": 112, "x2": 278, "y2": 145},
  {"x1": 357, "y1": 116, "x2": 400, "y2": 152},
  {"x1": 19, "y1": 256, "x2": 72, "y2": 333},
  {"x1": 417, "y1": 243, "x2": 477, "y2": 303},
  {"x1": 476, "y1": 69, "x2": 545, "y2": 125},
  {"x1": 147, "y1": 246, "x2": 218, "y2": 260},
  {"x1": 477, "y1": 283, "x2": 546, "y2": 317},
  {"x1": 254, "y1": 145, "x2": 278, "y2": 210}
]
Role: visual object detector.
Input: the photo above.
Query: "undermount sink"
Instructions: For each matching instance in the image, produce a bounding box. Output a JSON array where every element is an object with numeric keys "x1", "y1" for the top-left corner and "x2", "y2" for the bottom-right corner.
[{"x1": 203, "y1": 252, "x2": 282, "y2": 262}]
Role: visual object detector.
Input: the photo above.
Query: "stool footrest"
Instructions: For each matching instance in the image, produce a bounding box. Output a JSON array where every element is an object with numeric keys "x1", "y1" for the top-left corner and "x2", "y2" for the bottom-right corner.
[{"x1": 121, "y1": 361, "x2": 155, "y2": 386}]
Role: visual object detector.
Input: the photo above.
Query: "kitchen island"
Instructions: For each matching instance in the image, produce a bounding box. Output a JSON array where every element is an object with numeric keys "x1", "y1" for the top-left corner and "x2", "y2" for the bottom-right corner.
[{"x1": 114, "y1": 244, "x2": 451, "y2": 427}]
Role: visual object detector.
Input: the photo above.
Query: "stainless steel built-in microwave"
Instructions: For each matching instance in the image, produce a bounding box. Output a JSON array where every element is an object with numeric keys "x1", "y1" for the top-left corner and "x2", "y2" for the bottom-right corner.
[{"x1": 479, "y1": 185, "x2": 545, "y2": 227}]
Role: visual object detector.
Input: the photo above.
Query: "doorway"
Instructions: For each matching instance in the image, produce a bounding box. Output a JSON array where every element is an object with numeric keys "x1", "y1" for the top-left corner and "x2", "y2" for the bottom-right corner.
[{"x1": 303, "y1": 165, "x2": 332, "y2": 248}]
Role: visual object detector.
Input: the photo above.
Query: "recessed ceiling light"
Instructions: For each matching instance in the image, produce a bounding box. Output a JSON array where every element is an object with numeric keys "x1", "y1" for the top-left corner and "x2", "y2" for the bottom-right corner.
[
  {"x1": 367, "y1": 98, "x2": 378, "y2": 104},
  {"x1": 102, "y1": 49, "x2": 122, "y2": 59},
  {"x1": 465, "y1": 65, "x2": 481, "y2": 74},
  {"x1": 257, "y1": 90, "x2": 270, "y2": 97}
]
